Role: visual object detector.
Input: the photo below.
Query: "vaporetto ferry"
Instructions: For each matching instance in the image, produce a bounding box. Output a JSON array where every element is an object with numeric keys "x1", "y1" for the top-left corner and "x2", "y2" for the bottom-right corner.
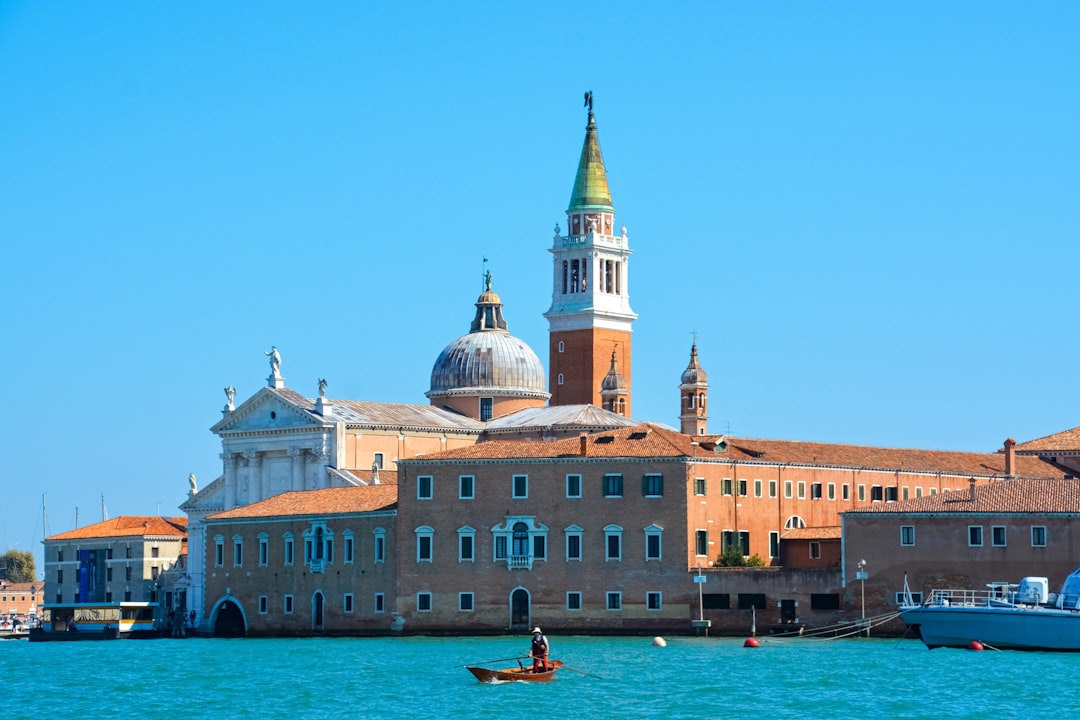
[{"x1": 29, "y1": 602, "x2": 159, "y2": 641}]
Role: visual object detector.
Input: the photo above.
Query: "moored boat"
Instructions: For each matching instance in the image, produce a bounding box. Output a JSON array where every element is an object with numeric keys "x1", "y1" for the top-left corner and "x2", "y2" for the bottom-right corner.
[
  {"x1": 466, "y1": 659, "x2": 563, "y2": 682},
  {"x1": 29, "y1": 602, "x2": 159, "y2": 642},
  {"x1": 900, "y1": 568, "x2": 1080, "y2": 651}
]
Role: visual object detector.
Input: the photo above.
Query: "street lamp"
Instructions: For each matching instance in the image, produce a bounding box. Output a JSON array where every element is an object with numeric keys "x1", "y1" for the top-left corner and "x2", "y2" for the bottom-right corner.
[{"x1": 856, "y1": 559, "x2": 868, "y2": 637}]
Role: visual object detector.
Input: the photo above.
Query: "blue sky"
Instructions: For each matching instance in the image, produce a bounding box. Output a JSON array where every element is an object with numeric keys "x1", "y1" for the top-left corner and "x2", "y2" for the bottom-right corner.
[{"x1": 2, "y1": 2, "x2": 1078, "y2": 575}]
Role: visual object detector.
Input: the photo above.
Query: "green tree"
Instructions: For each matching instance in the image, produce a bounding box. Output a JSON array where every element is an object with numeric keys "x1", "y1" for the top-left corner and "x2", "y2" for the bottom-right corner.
[{"x1": 0, "y1": 549, "x2": 36, "y2": 583}]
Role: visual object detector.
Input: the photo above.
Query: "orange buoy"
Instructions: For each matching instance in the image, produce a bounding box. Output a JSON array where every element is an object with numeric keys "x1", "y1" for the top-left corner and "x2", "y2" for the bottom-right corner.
[
  {"x1": 968, "y1": 641, "x2": 984, "y2": 651},
  {"x1": 743, "y1": 637, "x2": 760, "y2": 648}
]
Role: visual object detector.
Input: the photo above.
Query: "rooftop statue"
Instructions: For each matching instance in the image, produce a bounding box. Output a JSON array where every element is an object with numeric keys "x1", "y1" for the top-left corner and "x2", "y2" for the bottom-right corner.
[{"x1": 265, "y1": 346, "x2": 281, "y2": 378}]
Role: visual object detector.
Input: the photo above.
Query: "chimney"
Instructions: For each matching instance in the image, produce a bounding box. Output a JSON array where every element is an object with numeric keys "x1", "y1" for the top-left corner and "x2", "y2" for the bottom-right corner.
[
  {"x1": 1004, "y1": 437, "x2": 1016, "y2": 477},
  {"x1": 580, "y1": 433, "x2": 588, "y2": 457},
  {"x1": 968, "y1": 478, "x2": 976, "y2": 501}
]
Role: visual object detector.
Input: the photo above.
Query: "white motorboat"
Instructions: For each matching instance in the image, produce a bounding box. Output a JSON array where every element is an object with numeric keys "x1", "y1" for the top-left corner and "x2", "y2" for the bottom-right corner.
[{"x1": 900, "y1": 568, "x2": 1080, "y2": 651}]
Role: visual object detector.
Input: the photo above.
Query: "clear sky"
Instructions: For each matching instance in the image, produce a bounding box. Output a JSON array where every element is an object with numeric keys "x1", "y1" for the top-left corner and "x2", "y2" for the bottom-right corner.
[{"x1": 2, "y1": 2, "x2": 1078, "y2": 576}]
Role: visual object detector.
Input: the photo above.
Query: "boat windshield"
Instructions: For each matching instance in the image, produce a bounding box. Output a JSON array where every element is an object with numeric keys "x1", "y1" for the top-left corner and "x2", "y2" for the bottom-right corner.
[{"x1": 1058, "y1": 569, "x2": 1080, "y2": 609}]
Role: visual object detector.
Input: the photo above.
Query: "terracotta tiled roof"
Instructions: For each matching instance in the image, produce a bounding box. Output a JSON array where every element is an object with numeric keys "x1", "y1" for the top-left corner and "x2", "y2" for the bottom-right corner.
[
  {"x1": 401, "y1": 424, "x2": 1059, "y2": 479},
  {"x1": 405, "y1": 424, "x2": 696, "y2": 462},
  {"x1": 844, "y1": 478, "x2": 1080, "y2": 515},
  {"x1": 1015, "y1": 426, "x2": 1080, "y2": 453},
  {"x1": 46, "y1": 516, "x2": 187, "y2": 541},
  {"x1": 706, "y1": 436, "x2": 1057, "y2": 478},
  {"x1": 782, "y1": 526, "x2": 842, "y2": 540},
  {"x1": 336, "y1": 468, "x2": 398, "y2": 486},
  {"x1": 207, "y1": 485, "x2": 397, "y2": 521}
]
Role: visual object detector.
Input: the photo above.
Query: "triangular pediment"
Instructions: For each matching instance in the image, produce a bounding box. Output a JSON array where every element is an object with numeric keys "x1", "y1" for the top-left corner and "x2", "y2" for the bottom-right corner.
[
  {"x1": 211, "y1": 387, "x2": 331, "y2": 436},
  {"x1": 180, "y1": 475, "x2": 226, "y2": 513}
]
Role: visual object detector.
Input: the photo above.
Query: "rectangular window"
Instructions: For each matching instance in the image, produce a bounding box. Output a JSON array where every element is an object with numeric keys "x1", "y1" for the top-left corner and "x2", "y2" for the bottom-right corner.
[
  {"x1": 784, "y1": 480, "x2": 793, "y2": 499},
  {"x1": 417, "y1": 535, "x2": 432, "y2": 562},
  {"x1": 566, "y1": 533, "x2": 582, "y2": 561},
  {"x1": 1032, "y1": 526, "x2": 1048, "y2": 547},
  {"x1": 58, "y1": 549, "x2": 64, "y2": 562},
  {"x1": 769, "y1": 531, "x2": 780, "y2": 558},
  {"x1": 695, "y1": 530, "x2": 708, "y2": 557},
  {"x1": 344, "y1": 593, "x2": 354, "y2": 613},
  {"x1": 858, "y1": 484, "x2": 866, "y2": 501},
  {"x1": 57, "y1": 569, "x2": 63, "y2": 584},
  {"x1": 606, "y1": 592, "x2": 622, "y2": 610},
  {"x1": 459, "y1": 592, "x2": 474, "y2": 612},
  {"x1": 233, "y1": 540, "x2": 243, "y2": 567},
  {"x1": 646, "y1": 533, "x2": 661, "y2": 560},
  {"x1": 495, "y1": 535, "x2": 507, "y2": 560},
  {"x1": 417, "y1": 475, "x2": 433, "y2": 500},
  {"x1": 871, "y1": 486, "x2": 884, "y2": 502},
  {"x1": 738, "y1": 593, "x2": 767, "y2": 610},
  {"x1": 827, "y1": 483, "x2": 835, "y2": 500},
  {"x1": 646, "y1": 592, "x2": 662, "y2": 611},
  {"x1": 992, "y1": 526, "x2": 1007, "y2": 547},
  {"x1": 809, "y1": 541, "x2": 821, "y2": 559},
  {"x1": 105, "y1": 591, "x2": 113, "y2": 602},
  {"x1": 214, "y1": 541, "x2": 224, "y2": 567},
  {"x1": 811, "y1": 593, "x2": 841, "y2": 610},
  {"x1": 417, "y1": 592, "x2": 432, "y2": 612},
  {"x1": 643, "y1": 473, "x2": 663, "y2": 497},
  {"x1": 259, "y1": 538, "x2": 269, "y2": 566},
  {"x1": 811, "y1": 483, "x2": 822, "y2": 499},
  {"x1": 532, "y1": 535, "x2": 546, "y2": 560},
  {"x1": 694, "y1": 477, "x2": 706, "y2": 496},
  {"x1": 703, "y1": 593, "x2": 730, "y2": 610},
  {"x1": 374, "y1": 593, "x2": 385, "y2": 613},
  {"x1": 479, "y1": 397, "x2": 493, "y2": 422},
  {"x1": 566, "y1": 592, "x2": 582, "y2": 611},
  {"x1": 902, "y1": 486, "x2": 910, "y2": 500},
  {"x1": 106, "y1": 567, "x2": 113, "y2": 582},
  {"x1": 915, "y1": 486, "x2": 923, "y2": 497},
  {"x1": 769, "y1": 479, "x2": 778, "y2": 498},
  {"x1": 373, "y1": 452, "x2": 384, "y2": 469},
  {"x1": 284, "y1": 537, "x2": 294, "y2": 566},
  {"x1": 284, "y1": 595, "x2": 294, "y2": 614},
  {"x1": 754, "y1": 479, "x2": 762, "y2": 498},
  {"x1": 738, "y1": 478, "x2": 748, "y2": 497},
  {"x1": 842, "y1": 483, "x2": 850, "y2": 501},
  {"x1": 566, "y1": 474, "x2": 582, "y2": 498},
  {"x1": 374, "y1": 535, "x2": 385, "y2": 563},
  {"x1": 125, "y1": 566, "x2": 132, "y2": 581},
  {"x1": 885, "y1": 486, "x2": 899, "y2": 502},
  {"x1": 345, "y1": 536, "x2": 354, "y2": 564},
  {"x1": 258, "y1": 596, "x2": 268, "y2": 614},
  {"x1": 900, "y1": 525, "x2": 915, "y2": 546},
  {"x1": 459, "y1": 475, "x2": 475, "y2": 500},
  {"x1": 512, "y1": 474, "x2": 528, "y2": 499},
  {"x1": 722, "y1": 478, "x2": 733, "y2": 496},
  {"x1": 797, "y1": 481, "x2": 806, "y2": 499},
  {"x1": 603, "y1": 474, "x2": 623, "y2": 497},
  {"x1": 895, "y1": 591, "x2": 924, "y2": 605},
  {"x1": 459, "y1": 534, "x2": 474, "y2": 562},
  {"x1": 968, "y1": 525, "x2": 984, "y2": 547},
  {"x1": 606, "y1": 534, "x2": 621, "y2": 561},
  {"x1": 151, "y1": 547, "x2": 160, "y2": 559}
]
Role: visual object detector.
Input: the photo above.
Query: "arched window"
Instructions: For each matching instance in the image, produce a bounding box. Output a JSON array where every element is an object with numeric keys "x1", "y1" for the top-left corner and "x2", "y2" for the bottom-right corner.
[
  {"x1": 512, "y1": 522, "x2": 529, "y2": 558},
  {"x1": 784, "y1": 515, "x2": 806, "y2": 530}
]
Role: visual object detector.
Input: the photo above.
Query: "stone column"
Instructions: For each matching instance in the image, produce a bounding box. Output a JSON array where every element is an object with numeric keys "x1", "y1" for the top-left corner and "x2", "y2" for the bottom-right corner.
[
  {"x1": 289, "y1": 448, "x2": 306, "y2": 492},
  {"x1": 222, "y1": 453, "x2": 238, "y2": 510},
  {"x1": 244, "y1": 449, "x2": 261, "y2": 504}
]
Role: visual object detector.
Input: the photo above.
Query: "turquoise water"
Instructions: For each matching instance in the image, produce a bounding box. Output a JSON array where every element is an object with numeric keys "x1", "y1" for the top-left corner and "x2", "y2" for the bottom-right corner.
[{"x1": 4, "y1": 635, "x2": 1079, "y2": 719}]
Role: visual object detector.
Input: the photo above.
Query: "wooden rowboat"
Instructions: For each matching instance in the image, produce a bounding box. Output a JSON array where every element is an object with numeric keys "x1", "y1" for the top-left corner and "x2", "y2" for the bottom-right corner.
[{"x1": 466, "y1": 660, "x2": 563, "y2": 683}]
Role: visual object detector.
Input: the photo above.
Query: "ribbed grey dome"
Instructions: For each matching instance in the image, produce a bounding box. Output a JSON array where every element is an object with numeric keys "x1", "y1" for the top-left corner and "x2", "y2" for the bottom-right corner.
[
  {"x1": 427, "y1": 274, "x2": 549, "y2": 401},
  {"x1": 428, "y1": 331, "x2": 548, "y2": 398}
]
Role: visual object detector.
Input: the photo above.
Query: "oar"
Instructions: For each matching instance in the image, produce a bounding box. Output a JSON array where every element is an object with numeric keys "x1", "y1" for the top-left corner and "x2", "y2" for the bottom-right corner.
[
  {"x1": 557, "y1": 662, "x2": 603, "y2": 680},
  {"x1": 456, "y1": 656, "x2": 526, "y2": 667}
]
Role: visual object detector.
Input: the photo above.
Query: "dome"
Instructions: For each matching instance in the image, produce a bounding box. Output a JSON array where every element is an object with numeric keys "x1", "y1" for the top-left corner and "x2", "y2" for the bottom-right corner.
[
  {"x1": 427, "y1": 273, "x2": 549, "y2": 402},
  {"x1": 681, "y1": 343, "x2": 708, "y2": 386},
  {"x1": 428, "y1": 331, "x2": 548, "y2": 399}
]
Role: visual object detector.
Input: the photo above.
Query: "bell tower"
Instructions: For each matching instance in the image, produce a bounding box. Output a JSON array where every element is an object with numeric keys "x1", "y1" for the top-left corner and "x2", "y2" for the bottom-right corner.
[
  {"x1": 679, "y1": 342, "x2": 709, "y2": 436},
  {"x1": 545, "y1": 92, "x2": 637, "y2": 412}
]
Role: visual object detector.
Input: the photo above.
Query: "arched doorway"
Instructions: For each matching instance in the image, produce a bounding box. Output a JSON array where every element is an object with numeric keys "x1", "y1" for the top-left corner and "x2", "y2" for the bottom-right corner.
[
  {"x1": 510, "y1": 588, "x2": 530, "y2": 631},
  {"x1": 313, "y1": 591, "x2": 324, "y2": 631},
  {"x1": 213, "y1": 599, "x2": 246, "y2": 637}
]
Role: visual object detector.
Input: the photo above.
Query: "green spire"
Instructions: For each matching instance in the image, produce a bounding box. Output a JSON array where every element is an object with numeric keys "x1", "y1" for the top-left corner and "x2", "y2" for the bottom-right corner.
[{"x1": 568, "y1": 101, "x2": 614, "y2": 213}]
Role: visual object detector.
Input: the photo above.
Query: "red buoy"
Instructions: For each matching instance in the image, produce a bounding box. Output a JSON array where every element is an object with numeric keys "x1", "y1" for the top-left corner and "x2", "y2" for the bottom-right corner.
[
  {"x1": 743, "y1": 637, "x2": 760, "y2": 648},
  {"x1": 968, "y1": 641, "x2": 984, "y2": 651}
]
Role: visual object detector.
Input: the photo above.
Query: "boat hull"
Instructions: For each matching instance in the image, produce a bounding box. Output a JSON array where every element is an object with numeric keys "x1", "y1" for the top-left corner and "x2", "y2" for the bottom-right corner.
[
  {"x1": 467, "y1": 660, "x2": 562, "y2": 682},
  {"x1": 901, "y1": 605, "x2": 1080, "y2": 651}
]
